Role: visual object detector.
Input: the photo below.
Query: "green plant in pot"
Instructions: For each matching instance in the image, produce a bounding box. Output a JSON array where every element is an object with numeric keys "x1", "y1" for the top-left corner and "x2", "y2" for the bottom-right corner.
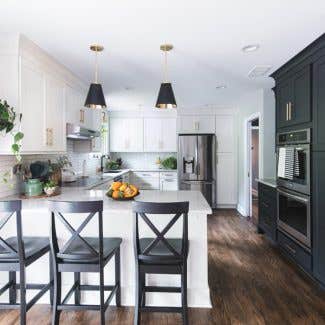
[
  {"x1": 43, "y1": 180, "x2": 58, "y2": 196},
  {"x1": 0, "y1": 99, "x2": 24, "y2": 160},
  {"x1": 0, "y1": 99, "x2": 24, "y2": 185}
]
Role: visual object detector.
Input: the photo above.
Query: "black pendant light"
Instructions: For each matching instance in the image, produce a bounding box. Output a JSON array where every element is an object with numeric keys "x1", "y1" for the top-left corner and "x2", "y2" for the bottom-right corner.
[
  {"x1": 155, "y1": 44, "x2": 177, "y2": 109},
  {"x1": 85, "y1": 44, "x2": 107, "y2": 109}
]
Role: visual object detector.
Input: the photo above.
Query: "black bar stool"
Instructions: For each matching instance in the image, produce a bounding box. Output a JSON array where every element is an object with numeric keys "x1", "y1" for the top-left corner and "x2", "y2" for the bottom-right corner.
[
  {"x1": 132, "y1": 201, "x2": 189, "y2": 325},
  {"x1": 48, "y1": 200, "x2": 122, "y2": 325},
  {"x1": 0, "y1": 200, "x2": 52, "y2": 325}
]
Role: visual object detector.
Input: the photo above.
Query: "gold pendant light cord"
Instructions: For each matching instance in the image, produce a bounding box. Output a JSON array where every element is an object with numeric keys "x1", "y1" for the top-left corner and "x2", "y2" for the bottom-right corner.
[
  {"x1": 95, "y1": 48, "x2": 98, "y2": 84},
  {"x1": 164, "y1": 49, "x2": 168, "y2": 83}
]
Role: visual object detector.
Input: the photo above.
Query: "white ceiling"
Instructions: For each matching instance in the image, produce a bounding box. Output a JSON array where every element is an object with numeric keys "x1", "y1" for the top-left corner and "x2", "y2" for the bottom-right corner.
[{"x1": 0, "y1": 0, "x2": 324, "y2": 109}]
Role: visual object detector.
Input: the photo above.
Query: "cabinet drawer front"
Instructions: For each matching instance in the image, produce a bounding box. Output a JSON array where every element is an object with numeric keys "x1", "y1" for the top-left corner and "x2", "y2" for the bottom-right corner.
[
  {"x1": 278, "y1": 231, "x2": 312, "y2": 272},
  {"x1": 160, "y1": 171, "x2": 177, "y2": 178},
  {"x1": 133, "y1": 171, "x2": 160, "y2": 178},
  {"x1": 259, "y1": 183, "x2": 276, "y2": 200}
]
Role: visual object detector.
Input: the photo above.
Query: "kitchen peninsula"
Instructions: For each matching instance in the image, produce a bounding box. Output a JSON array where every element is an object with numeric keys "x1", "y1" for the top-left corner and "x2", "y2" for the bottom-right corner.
[{"x1": 0, "y1": 188, "x2": 212, "y2": 308}]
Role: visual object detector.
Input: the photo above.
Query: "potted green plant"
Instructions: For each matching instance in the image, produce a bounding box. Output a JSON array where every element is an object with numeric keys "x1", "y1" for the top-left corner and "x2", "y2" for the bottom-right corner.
[
  {"x1": 0, "y1": 99, "x2": 24, "y2": 161},
  {"x1": 43, "y1": 180, "x2": 58, "y2": 196}
]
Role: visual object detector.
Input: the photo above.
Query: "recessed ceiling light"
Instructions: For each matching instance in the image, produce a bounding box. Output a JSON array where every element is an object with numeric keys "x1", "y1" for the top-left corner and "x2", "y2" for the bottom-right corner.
[
  {"x1": 242, "y1": 44, "x2": 260, "y2": 53},
  {"x1": 216, "y1": 85, "x2": 227, "y2": 89}
]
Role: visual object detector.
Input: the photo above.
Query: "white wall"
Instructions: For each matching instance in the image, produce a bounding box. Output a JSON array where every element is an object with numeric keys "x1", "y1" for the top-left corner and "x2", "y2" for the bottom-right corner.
[{"x1": 236, "y1": 88, "x2": 276, "y2": 216}]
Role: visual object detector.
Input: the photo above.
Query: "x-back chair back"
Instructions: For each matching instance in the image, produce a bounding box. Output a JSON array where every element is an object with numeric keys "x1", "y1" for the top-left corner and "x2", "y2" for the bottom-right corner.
[
  {"x1": 0, "y1": 200, "x2": 25, "y2": 263},
  {"x1": 133, "y1": 201, "x2": 189, "y2": 264},
  {"x1": 48, "y1": 200, "x2": 104, "y2": 263}
]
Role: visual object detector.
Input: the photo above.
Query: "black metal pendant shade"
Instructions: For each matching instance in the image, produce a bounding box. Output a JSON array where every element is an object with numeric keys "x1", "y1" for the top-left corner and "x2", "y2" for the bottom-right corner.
[
  {"x1": 84, "y1": 83, "x2": 107, "y2": 109},
  {"x1": 155, "y1": 82, "x2": 177, "y2": 109}
]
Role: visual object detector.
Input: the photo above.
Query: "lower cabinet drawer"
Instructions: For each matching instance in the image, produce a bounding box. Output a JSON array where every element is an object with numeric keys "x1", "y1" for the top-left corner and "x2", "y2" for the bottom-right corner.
[
  {"x1": 278, "y1": 231, "x2": 312, "y2": 272},
  {"x1": 131, "y1": 176, "x2": 160, "y2": 190}
]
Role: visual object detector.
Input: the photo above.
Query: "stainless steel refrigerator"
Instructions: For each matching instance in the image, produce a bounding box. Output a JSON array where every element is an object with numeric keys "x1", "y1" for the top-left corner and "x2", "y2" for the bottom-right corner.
[{"x1": 178, "y1": 134, "x2": 216, "y2": 207}]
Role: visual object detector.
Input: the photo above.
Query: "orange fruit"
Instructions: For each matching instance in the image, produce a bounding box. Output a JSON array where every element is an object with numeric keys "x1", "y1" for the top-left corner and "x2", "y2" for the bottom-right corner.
[
  {"x1": 111, "y1": 182, "x2": 122, "y2": 191},
  {"x1": 112, "y1": 190, "x2": 123, "y2": 199}
]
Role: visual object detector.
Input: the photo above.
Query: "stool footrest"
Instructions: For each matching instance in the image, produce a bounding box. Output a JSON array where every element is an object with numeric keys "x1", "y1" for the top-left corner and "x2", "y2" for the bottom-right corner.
[
  {"x1": 59, "y1": 282, "x2": 119, "y2": 311},
  {"x1": 145, "y1": 286, "x2": 181, "y2": 293},
  {"x1": 141, "y1": 306, "x2": 183, "y2": 313}
]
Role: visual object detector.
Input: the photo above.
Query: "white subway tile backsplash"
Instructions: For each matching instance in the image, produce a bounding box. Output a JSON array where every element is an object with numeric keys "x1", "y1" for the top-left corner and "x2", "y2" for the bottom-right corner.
[{"x1": 110, "y1": 152, "x2": 176, "y2": 170}]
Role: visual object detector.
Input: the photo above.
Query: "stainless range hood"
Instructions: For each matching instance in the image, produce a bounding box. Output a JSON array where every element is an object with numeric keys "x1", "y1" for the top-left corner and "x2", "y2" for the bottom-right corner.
[{"x1": 66, "y1": 123, "x2": 100, "y2": 140}]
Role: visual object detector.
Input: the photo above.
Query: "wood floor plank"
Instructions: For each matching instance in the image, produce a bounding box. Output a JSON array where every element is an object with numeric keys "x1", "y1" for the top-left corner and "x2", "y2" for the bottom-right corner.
[{"x1": 0, "y1": 210, "x2": 324, "y2": 324}]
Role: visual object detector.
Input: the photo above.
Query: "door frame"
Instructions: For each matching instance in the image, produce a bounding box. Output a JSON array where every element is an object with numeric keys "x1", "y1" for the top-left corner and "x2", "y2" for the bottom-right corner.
[{"x1": 244, "y1": 112, "x2": 262, "y2": 217}]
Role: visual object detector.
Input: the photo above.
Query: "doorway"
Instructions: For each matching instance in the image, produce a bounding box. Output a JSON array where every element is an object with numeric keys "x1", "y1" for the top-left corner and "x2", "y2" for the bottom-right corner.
[{"x1": 245, "y1": 115, "x2": 260, "y2": 224}]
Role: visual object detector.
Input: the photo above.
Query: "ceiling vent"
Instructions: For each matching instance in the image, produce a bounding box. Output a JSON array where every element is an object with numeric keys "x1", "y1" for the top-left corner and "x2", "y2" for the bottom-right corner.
[{"x1": 248, "y1": 65, "x2": 272, "y2": 78}]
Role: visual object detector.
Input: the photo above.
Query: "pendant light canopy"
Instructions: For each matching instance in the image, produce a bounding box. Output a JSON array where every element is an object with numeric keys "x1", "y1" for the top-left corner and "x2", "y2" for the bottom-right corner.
[
  {"x1": 155, "y1": 44, "x2": 177, "y2": 109},
  {"x1": 85, "y1": 44, "x2": 107, "y2": 109}
]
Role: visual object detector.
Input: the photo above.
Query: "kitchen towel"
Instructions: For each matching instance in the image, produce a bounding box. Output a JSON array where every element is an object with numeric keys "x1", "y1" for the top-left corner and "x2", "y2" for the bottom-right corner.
[{"x1": 277, "y1": 147, "x2": 294, "y2": 180}]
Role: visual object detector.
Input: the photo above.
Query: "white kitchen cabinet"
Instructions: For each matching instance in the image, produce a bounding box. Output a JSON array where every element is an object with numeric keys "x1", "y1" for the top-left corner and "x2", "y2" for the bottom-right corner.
[
  {"x1": 0, "y1": 35, "x2": 91, "y2": 155},
  {"x1": 20, "y1": 59, "x2": 46, "y2": 153},
  {"x1": 143, "y1": 118, "x2": 177, "y2": 152},
  {"x1": 66, "y1": 86, "x2": 94, "y2": 129},
  {"x1": 109, "y1": 118, "x2": 143, "y2": 152},
  {"x1": 178, "y1": 115, "x2": 215, "y2": 134},
  {"x1": 45, "y1": 75, "x2": 66, "y2": 152},
  {"x1": 131, "y1": 171, "x2": 160, "y2": 190},
  {"x1": 20, "y1": 59, "x2": 66, "y2": 153},
  {"x1": 215, "y1": 115, "x2": 235, "y2": 152},
  {"x1": 216, "y1": 153, "x2": 236, "y2": 206},
  {"x1": 160, "y1": 171, "x2": 178, "y2": 191}
]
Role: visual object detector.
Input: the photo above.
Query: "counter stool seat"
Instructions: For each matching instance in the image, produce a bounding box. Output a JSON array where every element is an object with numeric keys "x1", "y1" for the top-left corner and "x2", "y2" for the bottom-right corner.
[
  {"x1": 59, "y1": 237, "x2": 122, "y2": 263},
  {"x1": 0, "y1": 236, "x2": 49, "y2": 264},
  {"x1": 139, "y1": 238, "x2": 188, "y2": 265}
]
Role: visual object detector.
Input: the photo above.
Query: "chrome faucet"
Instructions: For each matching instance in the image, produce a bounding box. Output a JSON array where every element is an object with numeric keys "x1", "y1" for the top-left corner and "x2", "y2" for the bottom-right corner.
[{"x1": 100, "y1": 155, "x2": 109, "y2": 172}]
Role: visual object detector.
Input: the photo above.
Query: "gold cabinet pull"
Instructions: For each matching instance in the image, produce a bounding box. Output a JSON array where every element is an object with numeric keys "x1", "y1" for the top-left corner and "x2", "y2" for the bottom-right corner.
[
  {"x1": 289, "y1": 102, "x2": 293, "y2": 120},
  {"x1": 80, "y1": 109, "x2": 85, "y2": 123},
  {"x1": 286, "y1": 103, "x2": 289, "y2": 121}
]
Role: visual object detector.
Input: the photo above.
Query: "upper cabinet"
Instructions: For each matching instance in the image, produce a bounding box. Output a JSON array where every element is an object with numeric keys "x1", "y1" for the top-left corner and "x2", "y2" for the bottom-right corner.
[
  {"x1": 275, "y1": 66, "x2": 311, "y2": 130},
  {"x1": 20, "y1": 58, "x2": 66, "y2": 153},
  {"x1": 215, "y1": 115, "x2": 235, "y2": 152},
  {"x1": 313, "y1": 54, "x2": 325, "y2": 151},
  {"x1": 144, "y1": 118, "x2": 177, "y2": 152},
  {"x1": 177, "y1": 115, "x2": 215, "y2": 134},
  {"x1": 109, "y1": 118, "x2": 143, "y2": 152},
  {"x1": 0, "y1": 34, "x2": 92, "y2": 154}
]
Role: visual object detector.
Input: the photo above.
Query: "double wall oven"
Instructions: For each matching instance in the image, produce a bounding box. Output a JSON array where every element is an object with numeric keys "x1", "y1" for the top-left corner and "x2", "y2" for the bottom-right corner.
[{"x1": 276, "y1": 129, "x2": 311, "y2": 249}]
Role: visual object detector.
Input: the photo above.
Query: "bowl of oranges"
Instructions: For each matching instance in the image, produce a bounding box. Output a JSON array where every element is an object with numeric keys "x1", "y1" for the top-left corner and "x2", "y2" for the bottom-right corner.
[{"x1": 106, "y1": 181, "x2": 139, "y2": 200}]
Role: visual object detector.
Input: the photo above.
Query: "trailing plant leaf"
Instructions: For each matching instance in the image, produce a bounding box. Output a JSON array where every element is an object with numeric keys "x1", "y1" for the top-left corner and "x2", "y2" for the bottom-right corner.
[
  {"x1": 0, "y1": 99, "x2": 24, "y2": 184},
  {"x1": 14, "y1": 132, "x2": 24, "y2": 143}
]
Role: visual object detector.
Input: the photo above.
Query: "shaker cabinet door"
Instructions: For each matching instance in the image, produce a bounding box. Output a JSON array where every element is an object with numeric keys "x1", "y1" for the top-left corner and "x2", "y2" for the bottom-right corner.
[
  {"x1": 313, "y1": 55, "x2": 325, "y2": 151},
  {"x1": 291, "y1": 66, "x2": 311, "y2": 126},
  {"x1": 161, "y1": 118, "x2": 177, "y2": 152},
  {"x1": 20, "y1": 60, "x2": 46, "y2": 153},
  {"x1": 276, "y1": 78, "x2": 292, "y2": 129},
  {"x1": 276, "y1": 65, "x2": 311, "y2": 130},
  {"x1": 110, "y1": 118, "x2": 143, "y2": 152},
  {"x1": 45, "y1": 75, "x2": 66, "y2": 152}
]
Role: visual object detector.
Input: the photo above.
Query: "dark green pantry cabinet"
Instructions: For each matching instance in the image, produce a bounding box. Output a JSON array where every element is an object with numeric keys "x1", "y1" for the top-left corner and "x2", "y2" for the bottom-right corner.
[
  {"x1": 313, "y1": 54, "x2": 325, "y2": 151},
  {"x1": 276, "y1": 65, "x2": 311, "y2": 129}
]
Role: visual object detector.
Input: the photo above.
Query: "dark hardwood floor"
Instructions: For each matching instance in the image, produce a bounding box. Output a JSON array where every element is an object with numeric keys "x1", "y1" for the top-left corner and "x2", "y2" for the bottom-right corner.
[{"x1": 1, "y1": 210, "x2": 325, "y2": 324}]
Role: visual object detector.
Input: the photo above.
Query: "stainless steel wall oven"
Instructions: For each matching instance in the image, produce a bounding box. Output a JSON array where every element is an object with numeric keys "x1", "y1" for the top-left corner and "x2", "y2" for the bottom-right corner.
[{"x1": 276, "y1": 129, "x2": 311, "y2": 249}]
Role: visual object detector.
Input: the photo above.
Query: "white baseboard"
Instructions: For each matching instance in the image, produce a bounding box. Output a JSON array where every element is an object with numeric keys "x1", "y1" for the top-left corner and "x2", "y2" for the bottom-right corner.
[
  {"x1": 237, "y1": 204, "x2": 247, "y2": 217},
  {"x1": 215, "y1": 204, "x2": 237, "y2": 209}
]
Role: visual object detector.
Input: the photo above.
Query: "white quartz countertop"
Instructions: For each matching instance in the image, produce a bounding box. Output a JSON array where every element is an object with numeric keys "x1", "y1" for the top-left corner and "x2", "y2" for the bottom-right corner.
[{"x1": 6, "y1": 188, "x2": 212, "y2": 214}]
